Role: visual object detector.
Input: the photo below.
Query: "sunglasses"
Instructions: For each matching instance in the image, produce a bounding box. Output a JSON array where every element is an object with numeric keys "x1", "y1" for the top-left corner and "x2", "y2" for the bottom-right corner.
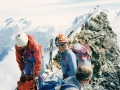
[{"x1": 56, "y1": 43, "x2": 66, "y2": 47}]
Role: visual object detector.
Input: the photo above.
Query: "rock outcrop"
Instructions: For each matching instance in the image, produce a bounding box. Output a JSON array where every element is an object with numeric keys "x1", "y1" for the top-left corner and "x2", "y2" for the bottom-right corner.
[{"x1": 68, "y1": 11, "x2": 120, "y2": 90}]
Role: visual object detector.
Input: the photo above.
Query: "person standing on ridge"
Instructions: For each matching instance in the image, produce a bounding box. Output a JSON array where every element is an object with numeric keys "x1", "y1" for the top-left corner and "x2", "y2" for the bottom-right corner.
[
  {"x1": 15, "y1": 32, "x2": 44, "y2": 85},
  {"x1": 81, "y1": 24, "x2": 85, "y2": 30},
  {"x1": 55, "y1": 34, "x2": 77, "y2": 80}
]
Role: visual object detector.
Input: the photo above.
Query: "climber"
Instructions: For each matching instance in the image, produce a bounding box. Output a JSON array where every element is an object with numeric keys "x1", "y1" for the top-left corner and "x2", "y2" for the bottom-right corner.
[
  {"x1": 60, "y1": 64, "x2": 93, "y2": 90},
  {"x1": 55, "y1": 33, "x2": 77, "y2": 80},
  {"x1": 81, "y1": 24, "x2": 85, "y2": 30},
  {"x1": 15, "y1": 32, "x2": 44, "y2": 89}
]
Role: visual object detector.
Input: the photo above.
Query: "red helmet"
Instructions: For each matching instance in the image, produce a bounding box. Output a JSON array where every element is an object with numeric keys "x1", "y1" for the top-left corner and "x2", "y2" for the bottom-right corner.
[{"x1": 55, "y1": 34, "x2": 68, "y2": 44}]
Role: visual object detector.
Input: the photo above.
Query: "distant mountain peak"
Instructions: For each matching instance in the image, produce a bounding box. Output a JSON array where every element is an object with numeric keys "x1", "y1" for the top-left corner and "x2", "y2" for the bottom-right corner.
[
  {"x1": 5, "y1": 18, "x2": 14, "y2": 26},
  {"x1": 5, "y1": 18, "x2": 13, "y2": 22}
]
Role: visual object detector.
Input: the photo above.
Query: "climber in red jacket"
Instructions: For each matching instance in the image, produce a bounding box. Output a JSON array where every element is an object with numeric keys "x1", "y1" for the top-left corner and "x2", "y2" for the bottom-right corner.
[{"x1": 15, "y1": 32, "x2": 42, "y2": 83}]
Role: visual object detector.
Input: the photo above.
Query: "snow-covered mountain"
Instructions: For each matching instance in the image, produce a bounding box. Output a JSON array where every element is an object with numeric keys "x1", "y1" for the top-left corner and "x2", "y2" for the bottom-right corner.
[{"x1": 0, "y1": 8, "x2": 120, "y2": 90}]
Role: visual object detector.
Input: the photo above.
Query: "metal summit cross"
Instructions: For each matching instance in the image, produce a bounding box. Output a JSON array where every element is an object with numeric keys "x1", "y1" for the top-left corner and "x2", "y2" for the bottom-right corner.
[{"x1": 44, "y1": 39, "x2": 57, "y2": 72}]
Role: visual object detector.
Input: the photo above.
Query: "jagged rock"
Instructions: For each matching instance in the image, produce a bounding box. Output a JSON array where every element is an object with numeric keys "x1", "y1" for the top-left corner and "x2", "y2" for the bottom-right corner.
[{"x1": 69, "y1": 11, "x2": 120, "y2": 90}]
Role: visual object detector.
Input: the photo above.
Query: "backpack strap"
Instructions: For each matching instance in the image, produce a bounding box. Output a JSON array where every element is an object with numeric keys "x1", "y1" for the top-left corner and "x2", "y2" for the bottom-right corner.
[
  {"x1": 64, "y1": 50, "x2": 70, "y2": 74},
  {"x1": 58, "y1": 49, "x2": 71, "y2": 75}
]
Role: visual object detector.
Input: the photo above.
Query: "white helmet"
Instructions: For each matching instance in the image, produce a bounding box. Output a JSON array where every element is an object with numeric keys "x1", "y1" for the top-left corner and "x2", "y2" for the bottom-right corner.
[{"x1": 15, "y1": 32, "x2": 28, "y2": 47}]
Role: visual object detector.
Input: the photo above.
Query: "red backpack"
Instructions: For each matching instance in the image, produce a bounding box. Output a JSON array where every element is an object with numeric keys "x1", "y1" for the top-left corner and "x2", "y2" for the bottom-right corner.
[
  {"x1": 16, "y1": 75, "x2": 38, "y2": 90},
  {"x1": 71, "y1": 43, "x2": 91, "y2": 67}
]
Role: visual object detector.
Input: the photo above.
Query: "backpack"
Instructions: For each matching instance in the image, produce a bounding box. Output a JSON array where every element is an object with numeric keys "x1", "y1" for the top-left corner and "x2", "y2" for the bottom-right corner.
[
  {"x1": 71, "y1": 43, "x2": 92, "y2": 67},
  {"x1": 16, "y1": 75, "x2": 39, "y2": 90}
]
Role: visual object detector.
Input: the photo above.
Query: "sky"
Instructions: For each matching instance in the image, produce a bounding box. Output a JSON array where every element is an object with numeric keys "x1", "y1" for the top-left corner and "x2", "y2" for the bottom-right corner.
[
  {"x1": 0, "y1": 0, "x2": 120, "y2": 19},
  {"x1": 0, "y1": 0, "x2": 120, "y2": 90}
]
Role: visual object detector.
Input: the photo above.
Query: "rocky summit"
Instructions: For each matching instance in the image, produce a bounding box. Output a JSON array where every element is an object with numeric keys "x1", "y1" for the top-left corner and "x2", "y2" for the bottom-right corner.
[{"x1": 68, "y1": 11, "x2": 120, "y2": 90}]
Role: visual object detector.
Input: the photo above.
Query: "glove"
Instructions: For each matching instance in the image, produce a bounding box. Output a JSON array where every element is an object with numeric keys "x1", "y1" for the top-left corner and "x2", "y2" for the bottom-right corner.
[
  {"x1": 33, "y1": 76, "x2": 39, "y2": 89},
  {"x1": 20, "y1": 70, "x2": 25, "y2": 82},
  {"x1": 20, "y1": 76, "x2": 26, "y2": 82},
  {"x1": 21, "y1": 70, "x2": 24, "y2": 76},
  {"x1": 33, "y1": 76, "x2": 39, "y2": 82}
]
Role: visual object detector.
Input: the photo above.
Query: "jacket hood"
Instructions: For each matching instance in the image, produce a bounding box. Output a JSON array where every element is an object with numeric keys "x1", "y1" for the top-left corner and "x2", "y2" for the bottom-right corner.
[{"x1": 61, "y1": 77, "x2": 81, "y2": 90}]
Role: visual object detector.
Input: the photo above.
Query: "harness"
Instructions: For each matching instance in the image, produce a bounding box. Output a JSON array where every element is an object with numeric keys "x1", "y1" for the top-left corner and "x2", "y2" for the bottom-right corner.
[
  {"x1": 18, "y1": 47, "x2": 35, "y2": 75},
  {"x1": 24, "y1": 47, "x2": 35, "y2": 61},
  {"x1": 64, "y1": 50, "x2": 70, "y2": 72}
]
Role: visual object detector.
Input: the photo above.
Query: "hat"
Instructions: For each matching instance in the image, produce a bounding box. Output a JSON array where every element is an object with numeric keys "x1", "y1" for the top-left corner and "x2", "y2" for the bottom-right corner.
[
  {"x1": 55, "y1": 34, "x2": 68, "y2": 44},
  {"x1": 15, "y1": 32, "x2": 28, "y2": 47}
]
